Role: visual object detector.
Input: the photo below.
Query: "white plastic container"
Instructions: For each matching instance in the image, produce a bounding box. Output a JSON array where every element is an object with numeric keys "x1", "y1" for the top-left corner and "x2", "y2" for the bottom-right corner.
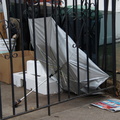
[
  {"x1": 27, "y1": 60, "x2": 46, "y2": 76},
  {"x1": 13, "y1": 71, "x2": 59, "y2": 95},
  {"x1": 0, "y1": 38, "x2": 16, "y2": 54},
  {"x1": 25, "y1": 75, "x2": 59, "y2": 95},
  {"x1": 13, "y1": 72, "x2": 24, "y2": 87}
]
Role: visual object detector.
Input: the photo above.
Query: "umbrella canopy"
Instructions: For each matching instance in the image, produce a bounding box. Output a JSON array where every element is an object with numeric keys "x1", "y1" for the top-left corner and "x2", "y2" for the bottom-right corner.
[{"x1": 28, "y1": 17, "x2": 109, "y2": 94}]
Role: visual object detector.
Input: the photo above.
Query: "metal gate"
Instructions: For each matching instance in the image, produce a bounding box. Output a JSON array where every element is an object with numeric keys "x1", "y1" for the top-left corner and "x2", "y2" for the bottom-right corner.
[{"x1": 0, "y1": 0, "x2": 116, "y2": 119}]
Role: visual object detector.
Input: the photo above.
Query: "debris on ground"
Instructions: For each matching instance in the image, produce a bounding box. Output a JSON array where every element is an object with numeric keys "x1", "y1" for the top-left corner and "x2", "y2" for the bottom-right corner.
[{"x1": 91, "y1": 98, "x2": 120, "y2": 112}]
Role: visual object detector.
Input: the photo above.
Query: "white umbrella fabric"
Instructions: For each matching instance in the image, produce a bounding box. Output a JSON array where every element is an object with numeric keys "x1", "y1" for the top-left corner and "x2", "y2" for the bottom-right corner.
[{"x1": 28, "y1": 17, "x2": 109, "y2": 94}]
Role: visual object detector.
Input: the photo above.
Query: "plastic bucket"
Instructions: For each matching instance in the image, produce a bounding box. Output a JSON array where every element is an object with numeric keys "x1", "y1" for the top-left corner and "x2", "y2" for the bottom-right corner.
[{"x1": 0, "y1": 39, "x2": 16, "y2": 54}]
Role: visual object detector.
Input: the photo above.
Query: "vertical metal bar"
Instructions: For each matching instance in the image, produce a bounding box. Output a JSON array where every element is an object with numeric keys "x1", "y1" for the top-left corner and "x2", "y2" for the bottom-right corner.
[
  {"x1": 80, "y1": 0, "x2": 84, "y2": 50},
  {"x1": 23, "y1": 0, "x2": 27, "y2": 17},
  {"x1": 73, "y1": 0, "x2": 76, "y2": 42},
  {"x1": 73, "y1": 0, "x2": 75, "y2": 6},
  {"x1": 95, "y1": 0, "x2": 99, "y2": 65},
  {"x1": 88, "y1": 0, "x2": 92, "y2": 59},
  {"x1": 112, "y1": 0, "x2": 116, "y2": 94},
  {"x1": 65, "y1": 0, "x2": 70, "y2": 98},
  {"x1": 43, "y1": 0, "x2": 50, "y2": 116},
  {"x1": 37, "y1": 0, "x2": 40, "y2": 17},
  {"x1": 58, "y1": 0, "x2": 62, "y2": 26},
  {"x1": 0, "y1": 82, "x2": 2, "y2": 119},
  {"x1": 6, "y1": 0, "x2": 16, "y2": 115},
  {"x1": 31, "y1": 0, "x2": 39, "y2": 108},
  {"x1": 85, "y1": 0, "x2": 90, "y2": 93},
  {"x1": 74, "y1": 0, "x2": 80, "y2": 95},
  {"x1": 51, "y1": 0, "x2": 54, "y2": 18},
  {"x1": 78, "y1": 0, "x2": 84, "y2": 94},
  {"x1": 14, "y1": 0, "x2": 17, "y2": 18},
  {"x1": 54, "y1": 1, "x2": 61, "y2": 101},
  {"x1": 102, "y1": 0, "x2": 109, "y2": 70},
  {"x1": 102, "y1": 0, "x2": 109, "y2": 88},
  {"x1": 19, "y1": 0, "x2": 27, "y2": 111}
]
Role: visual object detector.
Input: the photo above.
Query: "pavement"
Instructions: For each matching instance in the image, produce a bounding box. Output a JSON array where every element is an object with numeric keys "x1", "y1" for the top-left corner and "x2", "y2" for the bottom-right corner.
[{"x1": 7, "y1": 94, "x2": 120, "y2": 120}]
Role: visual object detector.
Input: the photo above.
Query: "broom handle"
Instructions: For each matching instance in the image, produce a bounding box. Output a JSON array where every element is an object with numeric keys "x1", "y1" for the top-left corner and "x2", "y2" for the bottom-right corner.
[{"x1": 20, "y1": 79, "x2": 47, "y2": 101}]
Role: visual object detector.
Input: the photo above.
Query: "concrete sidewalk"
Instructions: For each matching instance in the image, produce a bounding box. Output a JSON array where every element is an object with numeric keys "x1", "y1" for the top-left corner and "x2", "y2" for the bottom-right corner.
[
  {"x1": 8, "y1": 94, "x2": 120, "y2": 120},
  {"x1": 40, "y1": 104, "x2": 120, "y2": 120}
]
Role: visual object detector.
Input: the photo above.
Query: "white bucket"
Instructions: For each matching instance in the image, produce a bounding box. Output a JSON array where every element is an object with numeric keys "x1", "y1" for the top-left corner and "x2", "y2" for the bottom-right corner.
[{"x1": 0, "y1": 39, "x2": 16, "y2": 54}]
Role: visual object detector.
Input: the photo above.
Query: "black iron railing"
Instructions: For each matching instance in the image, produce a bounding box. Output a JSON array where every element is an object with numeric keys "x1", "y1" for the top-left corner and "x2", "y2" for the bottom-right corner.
[{"x1": 0, "y1": 0, "x2": 116, "y2": 120}]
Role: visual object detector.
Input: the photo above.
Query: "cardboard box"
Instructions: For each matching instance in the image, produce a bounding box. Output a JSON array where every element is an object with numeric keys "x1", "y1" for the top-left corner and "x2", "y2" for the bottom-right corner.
[
  {"x1": 0, "y1": 50, "x2": 34, "y2": 84},
  {"x1": 0, "y1": 12, "x2": 7, "y2": 39}
]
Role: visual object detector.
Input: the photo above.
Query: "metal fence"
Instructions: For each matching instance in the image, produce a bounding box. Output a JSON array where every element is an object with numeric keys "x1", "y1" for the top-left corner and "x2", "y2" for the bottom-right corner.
[{"x1": 0, "y1": 0, "x2": 116, "y2": 119}]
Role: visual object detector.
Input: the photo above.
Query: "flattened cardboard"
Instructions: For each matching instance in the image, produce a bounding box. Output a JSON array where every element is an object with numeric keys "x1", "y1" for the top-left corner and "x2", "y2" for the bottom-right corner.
[{"x1": 0, "y1": 50, "x2": 34, "y2": 84}]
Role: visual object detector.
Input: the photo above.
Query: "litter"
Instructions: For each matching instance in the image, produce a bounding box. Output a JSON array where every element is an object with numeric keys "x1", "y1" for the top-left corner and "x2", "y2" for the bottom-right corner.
[{"x1": 91, "y1": 98, "x2": 120, "y2": 112}]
